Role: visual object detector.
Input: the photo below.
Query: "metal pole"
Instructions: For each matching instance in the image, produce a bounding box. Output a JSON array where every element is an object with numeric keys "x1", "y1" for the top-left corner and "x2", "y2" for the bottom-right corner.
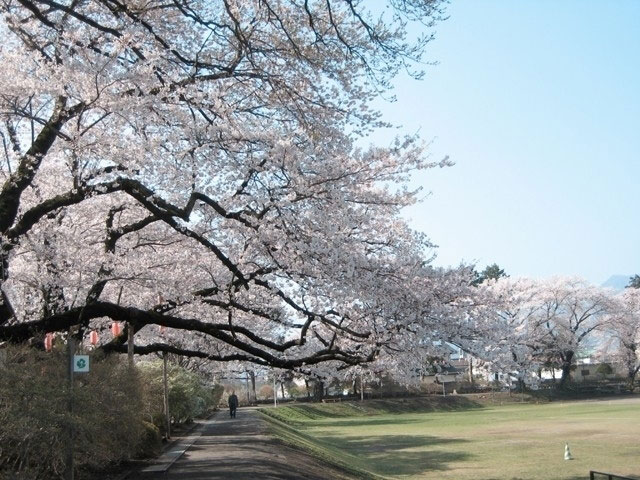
[
  {"x1": 273, "y1": 375, "x2": 277, "y2": 408},
  {"x1": 360, "y1": 374, "x2": 364, "y2": 402},
  {"x1": 245, "y1": 371, "x2": 250, "y2": 405},
  {"x1": 163, "y1": 352, "x2": 171, "y2": 439},
  {"x1": 127, "y1": 323, "x2": 134, "y2": 368},
  {"x1": 65, "y1": 335, "x2": 75, "y2": 480}
]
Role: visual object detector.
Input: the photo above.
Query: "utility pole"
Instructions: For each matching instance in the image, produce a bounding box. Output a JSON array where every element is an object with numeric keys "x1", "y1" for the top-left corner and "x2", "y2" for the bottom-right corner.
[
  {"x1": 127, "y1": 324, "x2": 135, "y2": 368},
  {"x1": 273, "y1": 375, "x2": 277, "y2": 408},
  {"x1": 249, "y1": 370, "x2": 256, "y2": 403},
  {"x1": 245, "y1": 371, "x2": 250, "y2": 405},
  {"x1": 163, "y1": 352, "x2": 171, "y2": 439},
  {"x1": 64, "y1": 334, "x2": 75, "y2": 480},
  {"x1": 158, "y1": 292, "x2": 170, "y2": 439}
]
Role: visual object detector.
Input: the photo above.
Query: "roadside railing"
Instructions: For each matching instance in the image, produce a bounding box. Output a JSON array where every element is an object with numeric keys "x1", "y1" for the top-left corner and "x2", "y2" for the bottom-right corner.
[{"x1": 590, "y1": 471, "x2": 637, "y2": 480}]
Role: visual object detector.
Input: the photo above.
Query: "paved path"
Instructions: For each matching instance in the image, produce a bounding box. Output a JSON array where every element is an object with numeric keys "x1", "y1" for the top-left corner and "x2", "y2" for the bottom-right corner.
[
  {"x1": 142, "y1": 409, "x2": 355, "y2": 480},
  {"x1": 138, "y1": 417, "x2": 214, "y2": 475}
]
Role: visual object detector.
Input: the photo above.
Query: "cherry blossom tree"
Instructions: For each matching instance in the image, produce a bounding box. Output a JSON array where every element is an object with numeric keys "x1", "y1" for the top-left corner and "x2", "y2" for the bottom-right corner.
[
  {"x1": 482, "y1": 277, "x2": 545, "y2": 388},
  {"x1": 0, "y1": 0, "x2": 476, "y2": 375},
  {"x1": 529, "y1": 277, "x2": 615, "y2": 387},
  {"x1": 477, "y1": 277, "x2": 621, "y2": 389},
  {"x1": 607, "y1": 289, "x2": 640, "y2": 389}
]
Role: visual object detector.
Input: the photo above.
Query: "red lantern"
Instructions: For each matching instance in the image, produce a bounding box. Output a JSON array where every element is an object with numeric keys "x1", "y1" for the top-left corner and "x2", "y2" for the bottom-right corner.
[
  {"x1": 111, "y1": 322, "x2": 122, "y2": 337},
  {"x1": 44, "y1": 333, "x2": 53, "y2": 352},
  {"x1": 89, "y1": 330, "x2": 99, "y2": 346}
]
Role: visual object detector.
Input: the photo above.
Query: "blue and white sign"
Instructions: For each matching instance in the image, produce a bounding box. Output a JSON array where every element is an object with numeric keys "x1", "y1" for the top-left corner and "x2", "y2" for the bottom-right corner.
[{"x1": 73, "y1": 355, "x2": 90, "y2": 373}]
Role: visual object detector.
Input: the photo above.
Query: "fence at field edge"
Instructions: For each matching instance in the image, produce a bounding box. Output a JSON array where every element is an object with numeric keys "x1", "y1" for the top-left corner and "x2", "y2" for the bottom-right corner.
[{"x1": 590, "y1": 471, "x2": 637, "y2": 480}]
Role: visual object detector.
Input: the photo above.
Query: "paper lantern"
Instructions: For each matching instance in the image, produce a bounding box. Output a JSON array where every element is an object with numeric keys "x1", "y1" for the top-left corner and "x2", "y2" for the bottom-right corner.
[
  {"x1": 89, "y1": 330, "x2": 99, "y2": 346},
  {"x1": 44, "y1": 333, "x2": 53, "y2": 352},
  {"x1": 159, "y1": 325, "x2": 167, "y2": 336},
  {"x1": 111, "y1": 322, "x2": 122, "y2": 337}
]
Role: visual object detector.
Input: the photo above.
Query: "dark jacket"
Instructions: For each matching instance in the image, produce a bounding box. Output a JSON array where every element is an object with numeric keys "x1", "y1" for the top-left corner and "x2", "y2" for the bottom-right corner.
[{"x1": 228, "y1": 394, "x2": 239, "y2": 408}]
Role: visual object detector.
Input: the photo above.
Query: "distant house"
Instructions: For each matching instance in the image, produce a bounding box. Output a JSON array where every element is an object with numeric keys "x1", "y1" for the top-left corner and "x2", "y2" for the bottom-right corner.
[
  {"x1": 420, "y1": 343, "x2": 474, "y2": 390},
  {"x1": 572, "y1": 360, "x2": 624, "y2": 383},
  {"x1": 538, "y1": 357, "x2": 625, "y2": 384},
  {"x1": 443, "y1": 342, "x2": 476, "y2": 379},
  {"x1": 435, "y1": 364, "x2": 466, "y2": 383},
  {"x1": 420, "y1": 363, "x2": 466, "y2": 394}
]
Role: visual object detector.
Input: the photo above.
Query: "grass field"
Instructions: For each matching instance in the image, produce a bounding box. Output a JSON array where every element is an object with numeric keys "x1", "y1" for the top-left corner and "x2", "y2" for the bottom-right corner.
[{"x1": 260, "y1": 395, "x2": 640, "y2": 480}]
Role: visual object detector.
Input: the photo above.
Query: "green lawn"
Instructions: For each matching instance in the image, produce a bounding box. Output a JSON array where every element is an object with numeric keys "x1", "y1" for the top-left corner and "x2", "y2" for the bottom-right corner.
[{"x1": 260, "y1": 395, "x2": 640, "y2": 480}]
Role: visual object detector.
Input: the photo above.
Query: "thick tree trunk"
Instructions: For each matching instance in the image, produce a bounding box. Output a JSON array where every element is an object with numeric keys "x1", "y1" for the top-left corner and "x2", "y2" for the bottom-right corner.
[
  {"x1": 559, "y1": 351, "x2": 574, "y2": 388},
  {"x1": 249, "y1": 370, "x2": 256, "y2": 402},
  {"x1": 313, "y1": 380, "x2": 324, "y2": 401},
  {"x1": 627, "y1": 365, "x2": 639, "y2": 391},
  {"x1": 0, "y1": 97, "x2": 70, "y2": 233},
  {"x1": 0, "y1": 252, "x2": 15, "y2": 324}
]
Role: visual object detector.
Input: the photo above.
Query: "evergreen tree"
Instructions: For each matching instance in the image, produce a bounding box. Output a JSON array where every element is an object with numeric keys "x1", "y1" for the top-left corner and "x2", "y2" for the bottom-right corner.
[
  {"x1": 627, "y1": 275, "x2": 640, "y2": 289},
  {"x1": 472, "y1": 263, "x2": 508, "y2": 285}
]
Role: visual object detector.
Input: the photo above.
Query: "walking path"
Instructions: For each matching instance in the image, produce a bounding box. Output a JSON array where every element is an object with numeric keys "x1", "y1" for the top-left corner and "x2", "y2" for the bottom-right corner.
[
  {"x1": 138, "y1": 417, "x2": 214, "y2": 475},
  {"x1": 139, "y1": 408, "x2": 355, "y2": 480}
]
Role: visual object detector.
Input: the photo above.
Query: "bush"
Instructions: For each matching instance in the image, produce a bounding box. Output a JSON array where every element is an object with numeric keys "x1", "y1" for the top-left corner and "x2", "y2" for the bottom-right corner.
[
  {"x1": 0, "y1": 343, "x2": 147, "y2": 479},
  {"x1": 137, "y1": 359, "x2": 219, "y2": 430},
  {"x1": 258, "y1": 385, "x2": 274, "y2": 399},
  {"x1": 211, "y1": 384, "x2": 225, "y2": 407},
  {"x1": 596, "y1": 363, "x2": 614, "y2": 377},
  {"x1": 0, "y1": 344, "x2": 221, "y2": 478},
  {"x1": 136, "y1": 422, "x2": 163, "y2": 458}
]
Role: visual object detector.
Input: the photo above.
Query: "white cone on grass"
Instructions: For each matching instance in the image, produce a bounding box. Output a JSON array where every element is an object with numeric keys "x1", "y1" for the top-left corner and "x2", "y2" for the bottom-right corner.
[{"x1": 564, "y1": 443, "x2": 573, "y2": 460}]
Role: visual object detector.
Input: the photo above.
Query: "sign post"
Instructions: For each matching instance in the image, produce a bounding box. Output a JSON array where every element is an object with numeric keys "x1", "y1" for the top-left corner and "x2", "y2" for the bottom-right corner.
[
  {"x1": 65, "y1": 336, "x2": 75, "y2": 480},
  {"x1": 66, "y1": 340, "x2": 90, "y2": 480}
]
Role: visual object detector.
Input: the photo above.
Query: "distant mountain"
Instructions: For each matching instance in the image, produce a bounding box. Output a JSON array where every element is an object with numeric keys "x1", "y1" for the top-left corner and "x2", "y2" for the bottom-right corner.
[{"x1": 601, "y1": 275, "x2": 631, "y2": 291}]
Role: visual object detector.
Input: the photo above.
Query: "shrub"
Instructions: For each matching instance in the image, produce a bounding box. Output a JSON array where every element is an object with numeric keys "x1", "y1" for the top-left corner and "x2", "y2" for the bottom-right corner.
[
  {"x1": 596, "y1": 363, "x2": 614, "y2": 377},
  {"x1": 0, "y1": 345, "x2": 220, "y2": 478},
  {"x1": 137, "y1": 359, "x2": 219, "y2": 430},
  {"x1": 136, "y1": 421, "x2": 163, "y2": 458},
  {"x1": 0, "y1": 343, "x2": 147, "y2": 479},
  {"x1": 258, "y1": 385, "x2": 274, "y2": 399}
]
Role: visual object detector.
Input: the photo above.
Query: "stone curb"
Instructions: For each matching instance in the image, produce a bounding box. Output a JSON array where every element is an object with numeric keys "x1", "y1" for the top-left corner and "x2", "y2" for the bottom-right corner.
[{"x1": 115, "y1": 411, "x2": 218, "y2": 479}]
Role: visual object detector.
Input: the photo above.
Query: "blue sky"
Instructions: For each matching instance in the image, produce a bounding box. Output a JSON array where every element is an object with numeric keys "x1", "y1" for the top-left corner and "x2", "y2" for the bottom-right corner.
[{"x1": 373, "y1": 1, "x2": 640, "y2": 284}]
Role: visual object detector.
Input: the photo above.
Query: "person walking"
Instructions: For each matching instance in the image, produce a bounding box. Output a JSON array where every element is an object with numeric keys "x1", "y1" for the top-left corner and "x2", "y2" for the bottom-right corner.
[{"x1": 228, "y1": 391, "x2": 239, "y2": 418}]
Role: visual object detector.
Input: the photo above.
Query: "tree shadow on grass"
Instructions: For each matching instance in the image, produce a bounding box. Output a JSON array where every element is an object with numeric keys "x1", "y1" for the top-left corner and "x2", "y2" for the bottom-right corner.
[
  {"x1": 277, "y1": 396, "x2": 485, "y2": 422},
  {"x1": 316, "y1": 433, "x2": 472, "y2": 476},
  {"x1": 320, "y1": 416, "x2": 422, "y2": 428},
  {"x1": 368, "y1": 396, "x2": 485, "y2": 413}
]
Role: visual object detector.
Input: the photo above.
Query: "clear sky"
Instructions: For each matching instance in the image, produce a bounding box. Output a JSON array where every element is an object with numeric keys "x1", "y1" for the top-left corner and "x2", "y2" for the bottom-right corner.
[{"x1": 373, "y1": 0, "x2": 640, "y2": 285}]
